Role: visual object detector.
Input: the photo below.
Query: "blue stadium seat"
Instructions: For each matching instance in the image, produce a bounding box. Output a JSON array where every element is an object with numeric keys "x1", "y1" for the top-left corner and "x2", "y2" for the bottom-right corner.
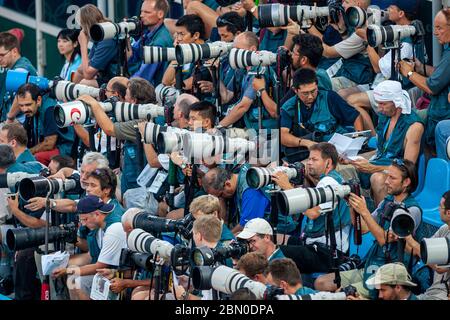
[
  {"x1": 349, "y1": 229, "x2": 375, "y2": 259},
  {"x1": 415, "y1": 158, "x2": 450, "y2": 212},
  {"x1": 412, "y1": 154, "x2": 426, "y2": 197}
]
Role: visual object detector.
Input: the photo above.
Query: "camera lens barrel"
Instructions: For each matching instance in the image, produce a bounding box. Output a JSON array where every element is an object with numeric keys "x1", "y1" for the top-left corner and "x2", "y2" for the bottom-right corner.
[
  {"x1": 143, "y1": 47, "x2": 176, "y2": 64},
  {"x1": 420, "y1": 237, "x2": 450, "y2": 266},
  {"x1": 54, "y1": 101, "x2": 91, "y2": 128},
  {"x1": 90, "y1": 20, "x2": 139, "y2": 42},
  {"x1": 113, "y1": 102, "x2": 165, "y2": 122},
  {"x1": 367, "y1": 24, "x2": 417, "y2": 47},
  {"x1": 53, "y1": 81, "x2": 100, "y2": 102},
  {"x1": 391, "y1": 210, "x2": 415, "y2": 238},
  {"x1": 6, "y1": 225, "x2": 71, "y2": 251},
  {"x1": 229, "y1": 48, "x2": 277, "y2": 69},
  {"x1": 18, "y1": 177, "x2": 63, "y2": 201}
]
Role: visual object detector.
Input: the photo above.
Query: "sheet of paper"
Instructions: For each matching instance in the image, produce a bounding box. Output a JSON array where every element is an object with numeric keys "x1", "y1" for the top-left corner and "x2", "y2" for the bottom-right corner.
[
  {"x1": 328, "y1": 133, "x2": 366, "y2": 159},
  {"x1": 41, "y1": 251, "x2": 70, "y2": 276}
]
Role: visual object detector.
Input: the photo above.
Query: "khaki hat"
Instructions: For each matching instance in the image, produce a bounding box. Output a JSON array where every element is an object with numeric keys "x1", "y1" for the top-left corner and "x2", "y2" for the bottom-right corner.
[
  {"x1": 366, "y1": 263, "x2": 417, "y2": 288},
  {"x1": 237, "y1": 218, "x2": 273, "y2": 240}
]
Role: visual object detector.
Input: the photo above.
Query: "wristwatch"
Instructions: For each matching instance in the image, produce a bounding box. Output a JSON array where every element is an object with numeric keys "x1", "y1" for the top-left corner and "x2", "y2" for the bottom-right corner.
[
  {"x1": 257, "y1": 87, "x2": 265, "y2": 95},
  {"x1": 50, "y1": 200, "x2": 57, "y2": 209},
  {"x1": 406, "y1": 71, "x2": 414, "y2": 79},
  {"x1": 250, "y1": 6, "x2": 257, "y2": 13}
]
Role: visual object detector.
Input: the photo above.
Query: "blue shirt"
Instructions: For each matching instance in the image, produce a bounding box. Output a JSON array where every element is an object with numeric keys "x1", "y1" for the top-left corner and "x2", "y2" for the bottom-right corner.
[
  {"x1": 280, "y1": 91, "x2": 359, "y2": 131},
  {"x1": 268, "y1": 248, "x2": 285, "y2": 262},
  {"x1": 60, "y1": 54, "x2": 82, "y2": 81},
  {"x1": 295, "y1": 286, "x2": 317, "y2": 296},
  {"x1": 239, "y1": 188, "x2": 270, "y2": 227},
  {"x1": 88, "y1": 39, "x2": 118, "y2": 80}
]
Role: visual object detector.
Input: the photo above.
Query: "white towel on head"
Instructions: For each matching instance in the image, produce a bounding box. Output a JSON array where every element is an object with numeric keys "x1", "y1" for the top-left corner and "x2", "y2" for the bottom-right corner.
[{"x1": 373, "y1": 80, "x2": 412, "y2": 115}]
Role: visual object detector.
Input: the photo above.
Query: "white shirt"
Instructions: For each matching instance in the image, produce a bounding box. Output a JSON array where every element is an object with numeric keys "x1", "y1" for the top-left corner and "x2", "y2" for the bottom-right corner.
[{"x1": 97, "y1": 222, "x2": 127, "y2": 266}]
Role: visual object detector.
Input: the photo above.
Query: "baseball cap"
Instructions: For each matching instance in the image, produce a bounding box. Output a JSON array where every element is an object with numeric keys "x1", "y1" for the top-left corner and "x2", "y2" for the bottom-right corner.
[
  {"x1": 7, "y1": 28, "x2": 24, "y2": 45},
  {"x1": 391, "y1": 0, "x2": 420, "y2": 17},
  {"x1": 77, "y1": 195, "x2": 114, "y2": 214},
  {"x1": 365, "y1": 263, "x2": 417, "y2": 288},
  {"x1": 237, "y1": 218, "x2": 273, "y2": 240}
]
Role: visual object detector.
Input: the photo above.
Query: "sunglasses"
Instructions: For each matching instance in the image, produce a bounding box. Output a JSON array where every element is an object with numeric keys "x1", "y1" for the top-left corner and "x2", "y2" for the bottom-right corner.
[{"x1": 217, "y1": 17, "x2": 235, "y2": 28}]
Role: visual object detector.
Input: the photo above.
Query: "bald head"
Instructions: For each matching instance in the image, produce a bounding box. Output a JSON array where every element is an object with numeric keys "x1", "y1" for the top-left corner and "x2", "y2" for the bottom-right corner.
[
  {"x1": 173, "y1": 93, "x2": 199, "y2": 126},
  {"x1": 106, "y1": 77, "x2": 129, "y2": 101},
  {"x1": 234, "y1": 31, "x2": 259, "y2": 51}
]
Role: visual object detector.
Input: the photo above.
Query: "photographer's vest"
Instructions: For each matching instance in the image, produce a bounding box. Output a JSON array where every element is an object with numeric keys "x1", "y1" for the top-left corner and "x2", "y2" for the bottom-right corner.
[
  {"x1": 242, "y1": 66, "x2": 277, "y2": 131},
  {"x1": 283, "y1": 92, "x2": 347, "y2": 142},
  {"x1": 87, "y1": 210, "x2": 123, "y2": 264},
  {"x1": 319, "y1": 26, "x2": 374, "y2": 85},
  {"x1": 303, "y1": 170, "x2": 351, "y2": 240},
  {"x1": 362, "y1": 194, "x2": 423, "y2": 299},
  {"x1": 121, "y1": 140, "x2": 146, "y2": 194},
  {"x1": 371, "y1": 112, "x2": 422, "y2": 166},
  {"x1": 15, "y1": 149, "x2": 46, "y2": 173},
  {"x1": 29, "y1": 95, "x2": 75, "y2": 156},
  {"x1": 139, "y1": 24, "x2": 173, "y2": 86},
  {"x1": 259, "y1": 29, "x2": 287, "y2": 53},
  {"x1": 235, "y1": 164, "x2": 297, "y2": 234},
  {"x1": 0, "y1": 57, "x2": 37, "y2": 122},
  {"x1": 425, "y1": 44, "x2": 450, "y2": 146}
]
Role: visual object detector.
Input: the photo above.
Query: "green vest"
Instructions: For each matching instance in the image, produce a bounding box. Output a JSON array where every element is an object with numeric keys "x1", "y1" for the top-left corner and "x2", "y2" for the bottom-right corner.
[
  {"x1": 283, "y1": 92, "x2": 347, "y2": 141},
  {"x1": 15, "y1": 149, "x2": 45, "y2": 172},
  {"x1": 236, "y1": 164, "x2": 297, "y2": 234},
  {"x1": 260, "y1": 29, "x2": 287, "y2": 53},
  {"x1": 304, "y1": 170, "x2": 351, "y2": 239},
  {"x1": 372, "y1": 112, "x2": 422, "y2": 166},
  {"x1": 87, "y1": 210, "x2": 123, "y2": 264},
  {"x1": 242, "y1": 66, "x2": 278, "y2": 131},
  {"x1": 362, "y1": 194, "x2": 423, "y2": 298},
  {"x1": 316, "y1": 68, "x2": 332, "y2": 91}
]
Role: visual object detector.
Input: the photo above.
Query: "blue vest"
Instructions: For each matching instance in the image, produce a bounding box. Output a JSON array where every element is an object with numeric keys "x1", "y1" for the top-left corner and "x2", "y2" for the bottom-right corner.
[
  {"x1": 121, "y1": 141, "x2": 146, "y2": 195},
  {"x1": 260, "y1": 29, "x2": 287, "y2": 53},
  {"x1": 372, "y1": 112, "x2": 422, "y2": 166},
  {"x1": 268, "y1": 247, "x2": 285, "y2": 261},
  {"x1": 16, "y1": 149, "x2": 45, "y2": 172},
  {"x1": 1, "y1": 57, "x2": 37, "y2": 122},
  {"x1": 242, "y1": 67, "x2": 278, "y2": 131},
  {"x1": 236, "y1": 165, "x2": 297, "y2": 234},
  {"x1": 87, "y1": 210, "x2": 123, "y2": 264},
  {"x1": 295, "y1": 286, "x2": 317, "y2": 295},
  {"x1": 283, "y1": 91, "x2": 347, "y2": 141},
  {"x1": 304, "y1": 170, "x2": 351, "y2": 239},
  {"x1": 362, "y1": 194, "x2": 423, "y2": 298}
]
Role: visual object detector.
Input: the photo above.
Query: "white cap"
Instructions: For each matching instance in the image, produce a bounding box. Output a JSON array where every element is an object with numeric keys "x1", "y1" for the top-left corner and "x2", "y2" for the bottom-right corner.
[{"x1": 237, "y1": 218, "x2": 273, "y2": 240}]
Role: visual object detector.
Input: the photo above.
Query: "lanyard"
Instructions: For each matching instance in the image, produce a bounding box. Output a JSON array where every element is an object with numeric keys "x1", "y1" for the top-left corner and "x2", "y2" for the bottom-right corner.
[{"x1": 381, "y1": 118, "x2": 396, "y2": 155}]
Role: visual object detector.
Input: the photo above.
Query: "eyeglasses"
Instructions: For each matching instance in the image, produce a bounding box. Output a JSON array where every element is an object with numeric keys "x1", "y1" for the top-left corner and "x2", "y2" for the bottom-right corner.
[
  {"x1": 0, "y1": 49, "x2": 11, "y2": 58},
  {"x1": 298, "y1": 88, "x2": 318, "y2": 98},
  {"x1": 392, "y1": 158, "x2": 406, "y2": 169},
  {"x1": 216, "y1": 17, "x2": 235, "y2": 28}
]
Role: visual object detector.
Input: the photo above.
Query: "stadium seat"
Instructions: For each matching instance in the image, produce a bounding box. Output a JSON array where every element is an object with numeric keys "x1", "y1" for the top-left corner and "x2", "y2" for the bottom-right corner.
[
  {"x1": 412, "y1": 154, "x2": 426, "y2": 197},
  {"x1": 349, "y1": 229, "x2": 375, "y2": 260},
  {"x1": 415, "y1": 158, "x2": 450, "y2": 212}
]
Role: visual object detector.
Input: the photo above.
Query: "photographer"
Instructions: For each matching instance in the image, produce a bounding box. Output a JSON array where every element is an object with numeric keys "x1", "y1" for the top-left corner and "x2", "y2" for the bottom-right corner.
[
  {"x1": 237, "y1": 218, "x2": 285, "y2": 262},
  {"x1": 190, "y1": 194, "x2": 235, "y2": 245},
  {"x1": 362, "y1": 263, "x2": 418, "y2": 300},
  {"x1": 162, "y1": 14, "x2": 207, "y2": 90},
  {"x1": 52, "y1": 196, "x2": 127, "y2": 300},
  {"x1": 398, "y1": 8, "x2": 450, "y2": 151},
  {"x1": 29, "y1": 152, "x2": 109, "y2": 213},
  {"x1": 48, "y1": 155, "x2": 75, "y2": 176},
  {"x1": 266, "y1": 258, "x2": 316, "y2": 296},
  {"x1": 342, "y1": 0, "x2": 421, "y2": 135},
  {"x1": 315, "y1": 159, "x2": 422, "y2": 299},
  {"x1": 76, "y1": 77, "x2": 156, "y2": 195},
  {"x1": 0, "y1": 31, "x2": 37, "y2": 123},
  {"x1": 0, "y1": 123, "x2": 45, "y2": 172},
  {"x1": 72, "y1": 4, "x2": 119, "y2": 87},
  {"x1": 202, "y1": 166, "x2": 295, "y2": 235},
  {"x1": 123, "y1": 94, "x2": 199, "y2": 213},
  {"x1": 281, "y1": 68, "x2": 363, "y2": 162},
  {"x1": 72, "y1": 76, "x2": 128, "y2": 165},
  {"x1": 313, "y1": 0, "x2": 375, "y2": 91},
  {"x1": 401, "y1": 190, "x2": 450, "y2": 300},
  {"x1": 172, "y1": 215, "x2": 225, "y2": 300},
  {"x1": 347, "y1": 80, "x2": 424, "y2": 206},
  {"x1": 8, "y1": 83, "x2": 74, "y2": 166},
  {"x1": 279, "y1": 33, "x2": 332, "y2": 105},
  {"x1": 127, "y1": 0, "x2": 173, "y2": 86},
  {"x1": 219, "y1": 31, "x2": 277, "y2": 131},
  {"x1": 283, "y1": 143, "x2": 352, "y2": 273},
  {"x1": 236, "y1": 252, "x2": 269, "y2": 284}
]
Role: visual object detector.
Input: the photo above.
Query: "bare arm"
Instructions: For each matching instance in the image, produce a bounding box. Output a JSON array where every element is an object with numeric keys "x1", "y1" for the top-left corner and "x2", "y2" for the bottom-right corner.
[
  {"x1": 403, "y1": 123, "x2": 424, "y2": 164},
  {"x1": 304, "y1": 206, "x2": 321, "y2": 220},
  {"x1": 353, "y1": 114, "x2": 364, "y2": 132},
  {"x1": 280, "y1": 127, "x2": 315, "y2": 148},
  {"x1": 10, "y1": 206, "x2": 46, "y2": 229},
  {"x1": 219, "y1": 97, "x2": 253, "y2": 127},
  {"x1": 30, "y1": 135, "x2": 57, "y2": 154},
  {"x1": 73, "y1": 124, "x2": 90, "y2": 147}
]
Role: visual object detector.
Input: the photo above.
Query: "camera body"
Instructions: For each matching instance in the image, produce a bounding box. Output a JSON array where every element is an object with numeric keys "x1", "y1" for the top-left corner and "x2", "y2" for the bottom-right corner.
[
  {"x1": 18, "y1": 174, "x2": 82, "y2": 201},
  {"x1": 246, "y1": 162, "x2": 305, "y2": 189},
  {"x1": 367, "y1": 20, "x2": 425, "y2": 47},
  {"x1": 191, "y1": 240, "x2": 249, "y2": 267},
  {"x1": 119, "y1": 248, "x2": 153, "y2": 270}
]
